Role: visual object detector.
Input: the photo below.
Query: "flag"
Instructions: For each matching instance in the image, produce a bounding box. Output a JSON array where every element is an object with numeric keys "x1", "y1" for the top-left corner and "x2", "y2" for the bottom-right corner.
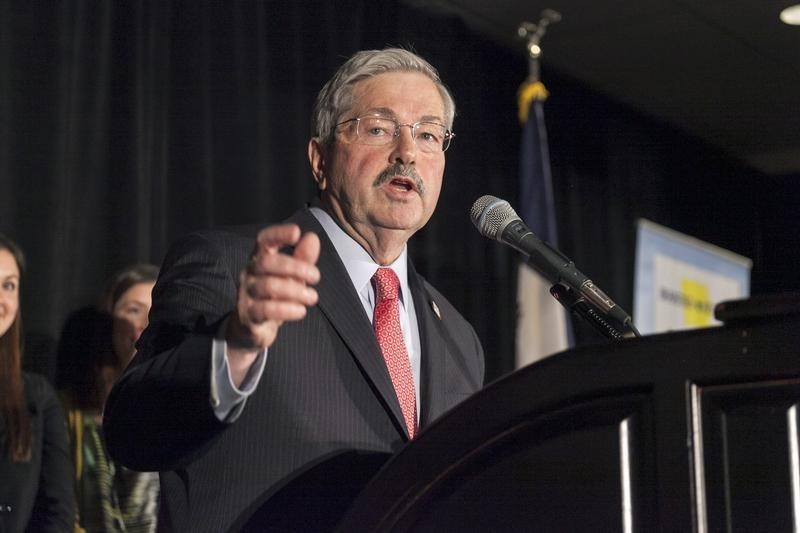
[{"x1": 515, "y1": 80, "x2": 572, "y2": 368}]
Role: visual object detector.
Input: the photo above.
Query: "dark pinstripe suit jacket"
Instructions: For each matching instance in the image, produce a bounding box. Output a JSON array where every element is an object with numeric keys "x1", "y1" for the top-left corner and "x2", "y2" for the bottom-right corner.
[{"x1": 103, "y1": 207, "x2": 485, "y2": 533}]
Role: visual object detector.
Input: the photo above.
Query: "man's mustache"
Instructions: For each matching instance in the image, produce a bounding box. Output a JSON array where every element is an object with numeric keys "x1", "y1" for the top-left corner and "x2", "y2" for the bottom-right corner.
[{"x1": 373, "y1": 164, "x2": 425, "y2": 196}]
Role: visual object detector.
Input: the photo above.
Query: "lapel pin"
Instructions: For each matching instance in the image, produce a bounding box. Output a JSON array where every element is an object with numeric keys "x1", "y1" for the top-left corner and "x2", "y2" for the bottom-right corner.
[{"x1": 430, "y1": 300, "x2": 441, "y2": 320}]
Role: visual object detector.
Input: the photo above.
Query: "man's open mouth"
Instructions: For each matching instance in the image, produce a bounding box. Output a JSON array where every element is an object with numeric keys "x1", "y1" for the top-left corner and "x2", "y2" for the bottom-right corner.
[{"x1": 388, "y1": 176, "x2": 416, "y2": 192}]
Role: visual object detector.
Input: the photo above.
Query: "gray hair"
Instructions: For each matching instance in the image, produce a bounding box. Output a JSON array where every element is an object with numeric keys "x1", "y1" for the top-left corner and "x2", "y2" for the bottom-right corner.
[{"x1": 311, "y1": 48, "x2": 456, "y2": 144}]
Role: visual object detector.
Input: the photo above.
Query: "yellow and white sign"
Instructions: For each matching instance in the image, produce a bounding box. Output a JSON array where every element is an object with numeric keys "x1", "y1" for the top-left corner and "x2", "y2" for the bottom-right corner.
[{"x1": 634, "y1": 220, "x2": 751, "y2": 335}]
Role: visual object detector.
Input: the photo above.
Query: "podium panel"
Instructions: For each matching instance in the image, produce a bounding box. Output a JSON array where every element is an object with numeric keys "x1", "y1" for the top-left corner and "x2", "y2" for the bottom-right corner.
[
  {"x1": 693, "y1": 378, "x2": 800, "y2": 532},
  {"x1": 336, "y1": 296, "x2": 800, "y2": 532}
]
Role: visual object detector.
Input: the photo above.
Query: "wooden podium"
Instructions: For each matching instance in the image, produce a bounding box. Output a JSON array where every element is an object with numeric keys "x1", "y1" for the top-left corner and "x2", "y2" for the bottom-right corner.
[{"x1": 334, "y1": 294, "x2": 800, "y2": 532}]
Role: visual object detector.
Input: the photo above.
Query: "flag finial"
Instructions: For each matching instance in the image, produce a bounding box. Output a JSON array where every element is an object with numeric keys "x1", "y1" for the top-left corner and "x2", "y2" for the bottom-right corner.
[{"x1": 517, "y1": 9, "x2": 561, "y2": 83}]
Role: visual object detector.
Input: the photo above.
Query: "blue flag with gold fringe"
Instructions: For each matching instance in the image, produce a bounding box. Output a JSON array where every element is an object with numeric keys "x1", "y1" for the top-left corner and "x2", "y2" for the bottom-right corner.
[{"x1": 515, "y1": 80, "x2": 572, "y2": 367}]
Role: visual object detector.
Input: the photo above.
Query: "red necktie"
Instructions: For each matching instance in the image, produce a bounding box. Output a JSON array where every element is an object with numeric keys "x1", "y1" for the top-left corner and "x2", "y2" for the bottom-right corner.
[{"x1": 372, "y1": 267, "x2": 417, "y2": 439}]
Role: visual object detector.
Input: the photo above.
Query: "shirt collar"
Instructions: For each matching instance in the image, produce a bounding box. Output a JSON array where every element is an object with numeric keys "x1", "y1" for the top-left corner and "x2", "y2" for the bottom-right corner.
[{"x1": 309, "y1": 206, "x2": 410, "y2": 303}]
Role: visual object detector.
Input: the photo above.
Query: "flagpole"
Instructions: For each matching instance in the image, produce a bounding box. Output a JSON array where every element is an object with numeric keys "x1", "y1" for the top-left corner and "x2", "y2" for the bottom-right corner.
[
  {"x1": 516, "y1": 12, "x2": 641, "y2": 343},
  {"x1": 516, "y1": 10, "x2": 560, "y2": 123},
  {"x1": 514, "y1": 9, "x2": 575, "y2": 366}
]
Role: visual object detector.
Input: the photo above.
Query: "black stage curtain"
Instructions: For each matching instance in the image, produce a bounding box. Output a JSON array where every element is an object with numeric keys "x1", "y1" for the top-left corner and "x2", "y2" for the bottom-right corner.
[{"x1": 1, "y1": 0, "x2": 796, "y2": 385}]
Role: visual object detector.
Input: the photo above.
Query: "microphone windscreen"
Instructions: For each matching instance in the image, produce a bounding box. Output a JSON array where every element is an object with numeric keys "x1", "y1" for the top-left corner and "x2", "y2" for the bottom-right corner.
[{"x1": 470, "y1": 195, "x2": 519, "y2": 240}]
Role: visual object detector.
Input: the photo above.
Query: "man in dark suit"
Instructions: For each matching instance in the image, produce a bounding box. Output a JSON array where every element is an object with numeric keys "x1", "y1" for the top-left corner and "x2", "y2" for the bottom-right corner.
[{"x1": 103, "y1": 48, "x2": 485, "y2": 533}]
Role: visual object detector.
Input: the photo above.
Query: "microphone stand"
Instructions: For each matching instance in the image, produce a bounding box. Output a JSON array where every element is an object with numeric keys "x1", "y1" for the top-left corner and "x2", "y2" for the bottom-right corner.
[{"x1": 549, "y1": 284, "x2": 630, "y2": 341}]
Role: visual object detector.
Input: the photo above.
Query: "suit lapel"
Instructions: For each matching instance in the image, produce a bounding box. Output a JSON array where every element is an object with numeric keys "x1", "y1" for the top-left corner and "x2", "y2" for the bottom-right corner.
[
  {"x1": 288, "y1": 208, "x2": 408, "y2": 438},
  {"x1": 407, "y1": 262, "x2": 447, "y2": 430}
]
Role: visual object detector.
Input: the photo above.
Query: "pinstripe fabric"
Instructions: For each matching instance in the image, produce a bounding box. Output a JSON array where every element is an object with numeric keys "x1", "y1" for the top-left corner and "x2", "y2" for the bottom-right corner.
[{"x1": 103, "y1": 207, "x2": 485, "y2": 533}]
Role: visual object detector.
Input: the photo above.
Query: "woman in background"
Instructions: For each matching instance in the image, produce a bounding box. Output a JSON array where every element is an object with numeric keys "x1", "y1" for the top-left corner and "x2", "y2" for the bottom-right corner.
[
  {"x1": 58, "y1": 264, "x2": 159, "y2": 533},
  {"x1": 0, "y1": 233, "x2": 74, "y2": 532}
]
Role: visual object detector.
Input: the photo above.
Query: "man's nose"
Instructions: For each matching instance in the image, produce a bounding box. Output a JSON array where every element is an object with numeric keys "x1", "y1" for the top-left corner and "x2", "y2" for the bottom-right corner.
[{"x1": 391, "y1": 126, "x2": 417, "y2": 164}]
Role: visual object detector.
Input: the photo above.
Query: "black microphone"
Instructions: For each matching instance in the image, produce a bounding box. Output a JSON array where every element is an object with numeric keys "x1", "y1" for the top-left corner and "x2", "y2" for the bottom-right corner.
[{"x1": 470, "y1": 194, "x2": 632, "y2": 327}]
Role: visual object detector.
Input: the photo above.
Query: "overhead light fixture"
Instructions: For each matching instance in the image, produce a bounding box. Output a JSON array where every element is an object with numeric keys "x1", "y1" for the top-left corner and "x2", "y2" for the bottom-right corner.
[{"x1": 780, "y1": 4, "x2": 800, "y2": 25}]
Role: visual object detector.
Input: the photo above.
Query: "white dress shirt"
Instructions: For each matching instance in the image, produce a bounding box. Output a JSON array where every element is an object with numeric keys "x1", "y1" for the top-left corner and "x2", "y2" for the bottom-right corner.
[{"x1": 210, "y1": 207, "x2": 422, "y2": 421}]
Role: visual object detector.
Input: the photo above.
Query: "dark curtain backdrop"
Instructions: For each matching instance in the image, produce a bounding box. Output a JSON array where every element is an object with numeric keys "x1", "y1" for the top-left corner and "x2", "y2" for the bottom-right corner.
[{"x1": 1, "y1": 0, "x2": 797, "y2": 385}]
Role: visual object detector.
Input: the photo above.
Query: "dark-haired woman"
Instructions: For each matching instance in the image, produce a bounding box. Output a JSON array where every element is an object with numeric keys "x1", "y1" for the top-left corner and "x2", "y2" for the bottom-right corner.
[
  {"x1": 59, "y1": 264, "x2": 159, "y2": 533},
  {"x1": 0, "y1": 233, "x2": 74, "y2": 532}
]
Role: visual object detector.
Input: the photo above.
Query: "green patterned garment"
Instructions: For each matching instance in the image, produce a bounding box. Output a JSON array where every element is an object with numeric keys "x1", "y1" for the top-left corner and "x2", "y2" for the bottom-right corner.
[{"x1": 70, "y1": 410, "x2": 159, "y2": 533}]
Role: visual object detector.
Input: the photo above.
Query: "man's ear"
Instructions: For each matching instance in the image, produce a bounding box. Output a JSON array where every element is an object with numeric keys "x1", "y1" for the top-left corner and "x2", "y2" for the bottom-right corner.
[{"x1": 308, "y1": 137, "x2": 327, "y2": 191}]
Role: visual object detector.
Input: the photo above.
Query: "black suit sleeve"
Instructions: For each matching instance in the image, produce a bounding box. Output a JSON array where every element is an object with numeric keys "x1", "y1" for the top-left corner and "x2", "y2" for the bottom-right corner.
[{"x1": 104, "y1": 230, "x2": 251, "y2": 471}]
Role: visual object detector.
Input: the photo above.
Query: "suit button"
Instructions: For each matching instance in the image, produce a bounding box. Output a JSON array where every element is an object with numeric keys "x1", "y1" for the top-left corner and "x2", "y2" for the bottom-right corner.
[{"x1": 0, "y1": 504, "x2": 12, "y2": 512}]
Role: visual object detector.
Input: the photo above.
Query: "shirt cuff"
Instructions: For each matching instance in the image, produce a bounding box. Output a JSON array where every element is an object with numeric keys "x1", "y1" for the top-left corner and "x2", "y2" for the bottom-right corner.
[{"x1": 210, "y1": 318, "x2": 268, "y2": 422}]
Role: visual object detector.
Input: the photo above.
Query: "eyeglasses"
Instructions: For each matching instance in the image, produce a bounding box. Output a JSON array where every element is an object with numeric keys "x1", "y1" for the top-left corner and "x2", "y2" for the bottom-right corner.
[{"x1": 335, "y1": 115, "x2": 455, "y2": 153}]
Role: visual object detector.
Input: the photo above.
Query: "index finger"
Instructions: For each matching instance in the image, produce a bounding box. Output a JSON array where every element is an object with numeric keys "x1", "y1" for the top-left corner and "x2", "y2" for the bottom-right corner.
[{"x1": 253, "y1": 223, "x2": 302, "y2": 255}]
